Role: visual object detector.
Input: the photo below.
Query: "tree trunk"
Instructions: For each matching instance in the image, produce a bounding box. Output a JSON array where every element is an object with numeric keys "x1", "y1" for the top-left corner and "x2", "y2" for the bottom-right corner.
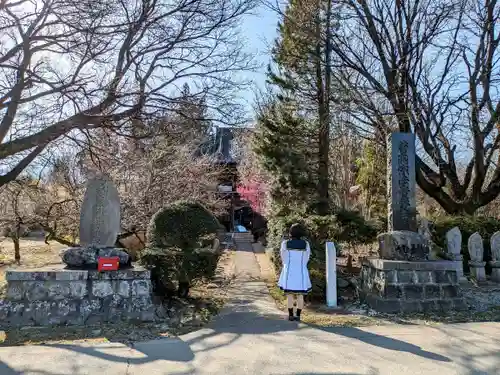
[
  {"x1": 416, "y1": 172, "x2": 480, "y2": 216},
  {"x1": 315, "y1": 0, "x2": 332, "y2": 216},
  {"x1": 13, "y1": 219, "x2": 23, "y2": 264},
  {"x1": 13, "y1": 237, "x2": 20, "y2": 264},
  {"x1": 317, "y1": 122, "x2": 330, "y2": 215}
]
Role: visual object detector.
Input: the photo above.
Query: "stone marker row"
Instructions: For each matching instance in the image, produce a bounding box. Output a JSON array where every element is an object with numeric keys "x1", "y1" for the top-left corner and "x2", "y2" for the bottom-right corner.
[{"x1": 445, "y1": 226, "x2": 500, "y2": 283}]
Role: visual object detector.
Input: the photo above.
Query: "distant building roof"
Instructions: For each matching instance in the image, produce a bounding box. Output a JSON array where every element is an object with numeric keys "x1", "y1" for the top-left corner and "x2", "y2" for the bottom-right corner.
[
  {"x1": 214, "y1": 127, "x2": 234, "y2": 163},
  {"x1": 196, "y1": 126, "x2": 236, "y2": 164}
]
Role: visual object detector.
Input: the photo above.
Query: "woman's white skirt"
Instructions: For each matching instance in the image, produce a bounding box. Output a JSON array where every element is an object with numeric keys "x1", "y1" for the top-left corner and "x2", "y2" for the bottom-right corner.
[{"x1": 278, "y1": 251, "x2": 311, "y2": 294}]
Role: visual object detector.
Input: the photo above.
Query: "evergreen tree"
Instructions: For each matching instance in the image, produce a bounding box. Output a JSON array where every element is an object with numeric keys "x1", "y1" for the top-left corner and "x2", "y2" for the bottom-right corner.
[
  {"x1": 175, "y1": 83, "x2": 211, "y2": 140},
  {"x1": 355, "y1": 139, "x2": 387, "y2": 220},
  {"x1": 254, "y1": 0, "x2": 340, "y2": 215},
  {"x1": 151, "y1": 83, "x2": 212, "y2": 146},
  {"x1": 253, "y1": 98, "x2": 317, "y2": 214}
]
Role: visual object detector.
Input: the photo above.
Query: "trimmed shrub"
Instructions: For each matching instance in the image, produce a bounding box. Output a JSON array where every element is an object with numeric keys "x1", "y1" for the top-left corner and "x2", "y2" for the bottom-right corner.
[
  {"x1": 140, "y1": 200, "x2": 222, "y2": 297},
  {"x1": 431, "y1": 215, "x2": 500, "y2": 274},
  {"x1": 147, "y1": 200, "x2": 221, "y2": 248}
]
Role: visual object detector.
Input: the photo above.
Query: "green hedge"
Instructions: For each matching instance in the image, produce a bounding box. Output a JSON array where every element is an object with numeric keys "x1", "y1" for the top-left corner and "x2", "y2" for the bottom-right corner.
[
  {"x1": 147, "y1": 200, "x2": 221, "y2": 249},
  {"x1": 267, "y1": 209, "x2": 378, "y2": 301},
  {"x1": 431, "y1": 215, "x2": 500, "y2": 274},
  {"x1": 141, "y1": 200, "x2": 222, "y2": 297}
]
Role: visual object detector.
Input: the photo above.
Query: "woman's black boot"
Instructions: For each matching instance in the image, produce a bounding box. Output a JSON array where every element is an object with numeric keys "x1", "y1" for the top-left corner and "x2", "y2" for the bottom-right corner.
[
  {"x1": 295, "y1": 309, "x2": 302, "y2": 321},
  {"x1": 288, "y1": 308, "x2": 294, "y2": 321}
]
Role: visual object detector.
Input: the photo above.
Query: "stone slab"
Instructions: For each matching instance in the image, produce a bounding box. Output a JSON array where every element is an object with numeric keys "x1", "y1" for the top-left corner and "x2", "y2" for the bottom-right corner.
[
  {"x1": 79, "y1": 174, "x2": 121, "y2": 247},
  {"x1": 1, "y1": 264, "x2": 153, "y2": 328},
  {"x1": 362, "y1": 293, "x2": 468, "y2": 313},
  {"x1": 363, "y1": 258, "x2": 461, "y2": 271},
  {"x1": 6, "y1": 266, "x2": 88, "y2": 281},
  {"x1": 6, "y1": 265, "x2": 149, "y2": 281},
  {"x1": 378, "y1": 230, "x2": 429, "y2": 261},
  {"x1": 87, "y1": 268, "x2": 150, "y2": 280},
  {"x1": 387, "y1": 132, "x2": 417, "y2": 232},
  {"x1": 361, "y1": 260, "x2": 466, "y2": 313}
]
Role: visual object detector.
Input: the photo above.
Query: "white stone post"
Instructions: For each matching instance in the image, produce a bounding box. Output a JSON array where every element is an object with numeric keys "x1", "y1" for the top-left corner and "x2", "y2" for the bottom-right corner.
[{"x1": 326, "y1": 242, "x2": 337, "y2": 308}]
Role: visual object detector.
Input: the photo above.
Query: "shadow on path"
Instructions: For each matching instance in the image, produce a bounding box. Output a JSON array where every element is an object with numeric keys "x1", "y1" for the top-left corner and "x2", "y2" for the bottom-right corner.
[
  {"x1": 0, "y1": 361, "x2": 65, "y2": 375},
  {"x1": 49, "y1": 337, "x2": 195, "y2": 364},
  {"x1": 0, "y1": 361, "x2": 21, "y2": 375},
  {"x1": 310, "y1": 325, "x2": 451, "y2": 362}
]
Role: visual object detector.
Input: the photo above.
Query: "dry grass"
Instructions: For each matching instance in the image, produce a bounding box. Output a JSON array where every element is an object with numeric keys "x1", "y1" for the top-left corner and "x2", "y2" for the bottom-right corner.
[
  {"x1": 0, "y1": 237, "x2": 67, "y2": 296},
  {"x1": 0, "y1": 237, "x2": 66, "y2": 267}
]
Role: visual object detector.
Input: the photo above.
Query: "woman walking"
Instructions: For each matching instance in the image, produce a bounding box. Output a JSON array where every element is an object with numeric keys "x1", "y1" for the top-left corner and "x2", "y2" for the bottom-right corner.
[{"x1": 278, "y1": 223, "x2": 312, "y2": 321}]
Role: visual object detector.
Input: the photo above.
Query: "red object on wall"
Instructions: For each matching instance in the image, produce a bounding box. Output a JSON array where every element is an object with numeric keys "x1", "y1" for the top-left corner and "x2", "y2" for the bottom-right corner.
[{"x1": 98, "y1": 257, "x2": 120, "y2": 272}]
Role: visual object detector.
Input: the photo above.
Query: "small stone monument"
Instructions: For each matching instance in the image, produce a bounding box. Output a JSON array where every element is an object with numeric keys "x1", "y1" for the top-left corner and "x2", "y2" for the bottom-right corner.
[
  {"x1": 378, "y1": 133, "x2": 429, "y2": 261},
  {"x1": 418, "y1": 217, "x2": 441, "y2": 260},
  {"x1": 446, "y1": 227, "x2": 465, "y2": 282},
  {"x1": 62, "y1": 174, "x2": 130, "y2": 269},
  {"x1": 446, "y1": 227, "x2": 462, "y2": 258},
  {"x1": 79, "y1": 174, "x2": 121, "y2": 247},
  {"x1": 418, "y1": 218, "x2": 447, "y2": 261},
  {"x1": 468, "y1": 232, "x2": 486, "y2": 282},
  {"x1": 489, "y1": 231, "x2": 500, "y2": 282},
  {"x1": 1, "y1": 174, "x2": 156, "y2": 328},
  {"x1": 418, "y1": 218, "x2": 432, "y2": 242}
]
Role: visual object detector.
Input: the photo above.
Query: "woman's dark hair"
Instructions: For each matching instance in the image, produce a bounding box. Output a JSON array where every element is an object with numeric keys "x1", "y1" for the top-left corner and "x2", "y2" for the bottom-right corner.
[{"x1": 289, "y1": 223, "x2": 306, "y2": 239}]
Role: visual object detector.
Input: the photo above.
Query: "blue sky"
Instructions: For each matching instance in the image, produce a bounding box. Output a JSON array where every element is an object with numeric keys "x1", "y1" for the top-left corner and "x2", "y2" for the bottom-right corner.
[{"x1": 239, "y1": 6, "x2": 279, "y2": 113}]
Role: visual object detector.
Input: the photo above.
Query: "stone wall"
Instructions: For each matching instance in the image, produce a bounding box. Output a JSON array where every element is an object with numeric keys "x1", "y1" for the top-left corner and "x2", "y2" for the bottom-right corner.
[
  {"x1": 361, "y1": 259, "x2": 467, "y2": 313},
  {"x1": 0, "y1": 266, "x2": 154, "y2": 328}
]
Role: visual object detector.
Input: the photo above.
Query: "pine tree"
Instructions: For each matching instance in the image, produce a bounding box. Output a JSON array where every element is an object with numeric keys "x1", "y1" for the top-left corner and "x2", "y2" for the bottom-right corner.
[
  {"x1": 175, "y1": 83, "x2": 211, "y2": 140},
  {"x1": 355, "y1": 139, "x2": 387, "y2": 220},
  {"x1": 153, "y1": 83, "x2": 212, "y2": 145},
  {"x1": 255, "y1": 0, "x2": 340, "y2": 215},
  {"x1": 253, "y1": 98, "x2": 317, "y2": 214}
]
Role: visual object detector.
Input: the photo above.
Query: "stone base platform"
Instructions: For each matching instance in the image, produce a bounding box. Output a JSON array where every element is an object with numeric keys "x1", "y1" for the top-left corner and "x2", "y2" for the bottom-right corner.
[
  {"x1": 361, "y1": 258, "x2": 468, "y2": 313},
  {"x1": 0, "y1": 264, "x2": 154, "y2": 328}
]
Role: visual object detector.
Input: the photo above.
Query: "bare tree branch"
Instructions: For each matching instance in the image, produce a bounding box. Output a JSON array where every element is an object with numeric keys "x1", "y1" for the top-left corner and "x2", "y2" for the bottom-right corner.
[{"x1": 0, "y1": 0, "x2": 257, "y2": 187}]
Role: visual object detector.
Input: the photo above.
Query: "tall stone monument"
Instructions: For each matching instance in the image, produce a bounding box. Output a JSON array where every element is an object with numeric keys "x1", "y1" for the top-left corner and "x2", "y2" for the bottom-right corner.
[
  {"x1": 360, "y1": 132, "x2": 465, "y2": 313},
  {"x1": 387, "y1": 132, "x2": 417, "y2": 232},
  {"x1": 378, "y1": 133, "x2": 429, "y2": 261}
]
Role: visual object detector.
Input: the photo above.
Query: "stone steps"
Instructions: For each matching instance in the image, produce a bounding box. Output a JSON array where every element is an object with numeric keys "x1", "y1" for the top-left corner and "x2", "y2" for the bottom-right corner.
[{"x1": 232, "y1": 232, "x2": 253, "y2": 242}]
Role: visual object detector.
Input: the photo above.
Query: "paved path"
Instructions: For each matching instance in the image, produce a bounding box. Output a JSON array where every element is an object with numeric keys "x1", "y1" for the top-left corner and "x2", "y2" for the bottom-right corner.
[{"x1": 1, "y1": 242, "x2": 500, "y2": 375}]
